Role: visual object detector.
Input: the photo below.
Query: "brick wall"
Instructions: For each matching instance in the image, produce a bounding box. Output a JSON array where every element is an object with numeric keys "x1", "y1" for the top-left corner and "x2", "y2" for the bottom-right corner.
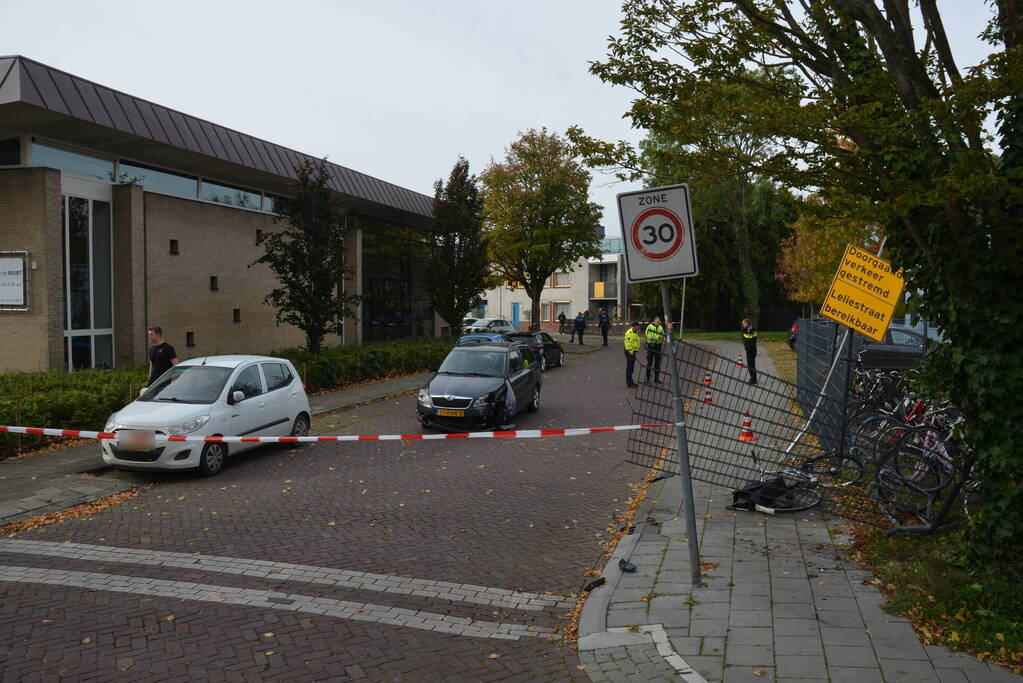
[
  {"x1": 112, "y1": 184, "x2": 147, "y2": 366},
  {"x1": 0, "y1": 167, "x2": 63, "y2": 372},
  {"x1": 143, "y1": 193, "x2": 308, "y2": 360}
]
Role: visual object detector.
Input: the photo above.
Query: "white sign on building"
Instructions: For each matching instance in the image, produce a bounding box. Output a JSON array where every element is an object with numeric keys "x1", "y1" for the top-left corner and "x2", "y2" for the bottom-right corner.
[{"x1": 0, "y1": 256, "x2": 26, "y2": 307}]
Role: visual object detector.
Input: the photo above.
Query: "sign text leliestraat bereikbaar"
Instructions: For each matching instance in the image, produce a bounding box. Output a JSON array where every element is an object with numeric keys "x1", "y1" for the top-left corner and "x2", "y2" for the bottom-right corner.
[{"x1": 820, "y1": 244, "x2": 904, "y2": 343}]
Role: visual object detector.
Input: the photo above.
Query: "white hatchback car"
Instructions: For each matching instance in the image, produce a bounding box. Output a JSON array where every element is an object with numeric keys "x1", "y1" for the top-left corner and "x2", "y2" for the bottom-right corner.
[{"x1": 102, "y1": 355, "x2": 311, "y2": 476}]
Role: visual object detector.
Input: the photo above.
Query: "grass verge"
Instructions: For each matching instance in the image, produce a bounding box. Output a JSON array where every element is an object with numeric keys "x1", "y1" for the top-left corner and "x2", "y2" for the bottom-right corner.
[
  {"x1": 849, "y1": 527, "x2": 1022, "y2": 673},
  {"x1": 681, "y1": 330, "x2": 789, "y2": 343}
]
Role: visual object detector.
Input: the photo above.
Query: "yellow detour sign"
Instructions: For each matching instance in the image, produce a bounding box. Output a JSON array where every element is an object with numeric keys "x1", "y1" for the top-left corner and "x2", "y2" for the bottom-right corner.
[{"x1": 821, "y1": 244, "x2": 905, "y2": 342}]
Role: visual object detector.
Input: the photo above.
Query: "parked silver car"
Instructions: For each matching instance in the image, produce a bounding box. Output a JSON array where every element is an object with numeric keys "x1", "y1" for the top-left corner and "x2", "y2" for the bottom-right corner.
[{"x1": 466, "y1": 318, "x2": 517, "y2": 334}]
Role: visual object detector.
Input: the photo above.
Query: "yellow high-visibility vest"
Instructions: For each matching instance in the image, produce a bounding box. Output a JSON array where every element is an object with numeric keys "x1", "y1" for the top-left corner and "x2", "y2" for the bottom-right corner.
[
  {"x1": 624, "y1": 328, "x2": 641, "y2": 353},
  {"x1": 645, "y1": 324, "x2": 664, "y2": 344}
]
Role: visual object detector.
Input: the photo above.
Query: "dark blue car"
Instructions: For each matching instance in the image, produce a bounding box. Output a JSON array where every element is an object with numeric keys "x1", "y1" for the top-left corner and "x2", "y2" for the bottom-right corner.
[
  {"x1": 456, "y1": 333, "x2": 512, "y2": 345},
  {"x1": 417, "y1": 342, "x2": 541, "y2": 431}
]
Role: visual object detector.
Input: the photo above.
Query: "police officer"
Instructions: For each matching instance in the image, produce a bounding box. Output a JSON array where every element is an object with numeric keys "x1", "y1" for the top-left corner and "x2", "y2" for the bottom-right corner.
[
  {"x1": 573, "y1": 312, "x2": 587, "y2": 345},
  {"x1": 624, "y1": 321, "x2": 641, "y2": 387},
  {"x1": 645, "y1": 316, "x2": 665, "y2": 384},
  {"x1": 598, "y1": 308, "x2": 611, "y2": 346},
  {"x1": 742, "y1": 318, "x2": 759, "y2": 385}
]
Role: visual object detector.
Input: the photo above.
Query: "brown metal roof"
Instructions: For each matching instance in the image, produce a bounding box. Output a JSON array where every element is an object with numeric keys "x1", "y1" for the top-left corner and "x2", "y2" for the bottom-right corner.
[{"x1": 0, "y1": 55, "x2": 433, "y2": 225}]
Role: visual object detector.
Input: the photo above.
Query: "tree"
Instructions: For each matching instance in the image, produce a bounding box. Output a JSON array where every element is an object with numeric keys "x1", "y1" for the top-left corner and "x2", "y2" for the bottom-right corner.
[
  {"x1": 481, "y1": 129, "x2": 603, "y2": 331},
  {"x1": 427, "y1": 157, "x2": 489, "y2": 339},
  {"x1": 574, "y1": 1, "x2": 1023, "y2": 561},
  {"x1": 571, "y1": 73, "x2": 799, "y2": 325},
  {"x1": 253, "y1": 157, "x2": 358, "y2": 355},
  {"x1": 636, "y1": 131, "x2": 798, "y2": 329},
  {"x1": 776, "y1": 198, "x2": 879, "y2": 305}
]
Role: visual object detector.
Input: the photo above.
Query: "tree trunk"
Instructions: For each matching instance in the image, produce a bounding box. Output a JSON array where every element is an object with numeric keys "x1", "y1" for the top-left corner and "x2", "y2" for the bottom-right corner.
[
  {"x1": 530, "y1": 297, "x2": 542, "y2": 332},
  {"x1": 732, "y1": 179, "x2": 760, "y2": 320}
]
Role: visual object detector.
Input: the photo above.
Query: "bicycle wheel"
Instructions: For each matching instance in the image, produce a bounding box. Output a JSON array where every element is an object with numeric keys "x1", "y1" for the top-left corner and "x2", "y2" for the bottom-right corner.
[
  {"x1": 871, "y1": 468, "x2": 933, "y2": 526},
  {"x1": 803, "y1": 451, "x2": 866, "y2": 486},
  {"x1": 961, "y1": 477, "x2": 983, "y2": 523},
  {"x1": 886, "y1": 427, "x2": 953, "y2": 492},
  {"x1": 872, "y1": 417, "x2": 910, "y2": 463},
  {"x1": 770, "y1": 481, "x2": 822, "y2": 513}
]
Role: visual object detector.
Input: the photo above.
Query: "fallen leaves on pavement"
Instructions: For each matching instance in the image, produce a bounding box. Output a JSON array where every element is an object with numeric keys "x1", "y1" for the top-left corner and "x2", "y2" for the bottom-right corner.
[{"x1": 0, "y1": 488, "x2": 141, "y2": 537}]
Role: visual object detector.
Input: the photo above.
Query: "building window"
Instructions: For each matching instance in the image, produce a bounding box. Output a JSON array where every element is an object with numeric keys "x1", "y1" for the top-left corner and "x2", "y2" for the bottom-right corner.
[
  {"x1": 552, "y1": 270, "x2": 571, "y2": 287},
  {"x1": 186, "y1": 331, "x2": 195, "y2": 347},
  {"x1": 0, "y1": 137, "x2": 20, "y2": 166},
  {"x1": 210, "y1": 276, "x2": 219, "y2": 291},
  {"x1": 201, "y1": 179, "x2": 261, "y2": 210},
  {"x1": 555, "y1": 302, "x2": 571, "y2": 319},
  {"x1": 118, "y1": 160, "x2": 198, "y2": 199},
  {"x1": 169, "y1": 239, "x2": 179, "y2": 255},
  {"x1": 233, "y1": 308, "x2": 241, "y2": 323},
  {"x1": 256, "y1": 229, "x2": 263, "y2": 245},
  {"x1": 30, "y1": 141, "x2": 114, "y2": 181},
  {"x1": 541, "y1": 302, "x2": 551, "y2": 322},
  {"x1": 261, "y1": 194, "x2": 278, "y2": 213},
  {"x1": 360, "y1": 216, "x2": 434, "y2": 342}
]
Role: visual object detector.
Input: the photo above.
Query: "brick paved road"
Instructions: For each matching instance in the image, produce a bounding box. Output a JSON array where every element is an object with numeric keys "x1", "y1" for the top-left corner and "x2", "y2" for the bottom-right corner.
[{"x1": 0, "y1": 346, "x2": 646, "y2": 681}]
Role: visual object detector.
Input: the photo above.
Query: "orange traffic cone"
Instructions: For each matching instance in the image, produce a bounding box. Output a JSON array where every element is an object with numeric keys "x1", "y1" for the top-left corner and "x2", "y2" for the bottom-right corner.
[
  {"x1": 736, "y1": 353, "x2": 744, "y2": 369},
  {"x1": 738, "y1": 410, "x2": 757, "y2": 442},
  {"x1": 703, "y1": 371, "x2": 713, "y2": 386},
  {"x1": 703, "y1": 387, "x2": 714, "y2": 405}
]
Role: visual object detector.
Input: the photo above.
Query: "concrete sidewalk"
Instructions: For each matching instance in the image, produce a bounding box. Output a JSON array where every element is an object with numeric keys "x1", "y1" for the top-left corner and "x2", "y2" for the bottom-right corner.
[
  {"x1": 0, "y1": 372, "x2": 431, "y2": 526},
  {"x1": 577, "y1": 340, "x2": 1020, "y2": 683}
]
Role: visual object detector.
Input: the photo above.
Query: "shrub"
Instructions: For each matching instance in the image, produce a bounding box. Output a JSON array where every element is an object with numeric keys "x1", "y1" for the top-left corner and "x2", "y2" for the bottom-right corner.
[{"x1": 274, "y1": 339, "x2": 452, "y2": 391}]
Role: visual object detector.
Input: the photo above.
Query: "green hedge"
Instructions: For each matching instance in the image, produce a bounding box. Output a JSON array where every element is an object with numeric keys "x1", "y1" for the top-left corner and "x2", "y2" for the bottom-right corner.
[
  {"x1": 0, "y1": 366, "x2": 148, "y2": 455},
  {"x1": 275, "y1": 338, "x2": 452, "y2": 392},
  {"x1": 0, "y1": 339, "x2": 452, "y2": 456}
]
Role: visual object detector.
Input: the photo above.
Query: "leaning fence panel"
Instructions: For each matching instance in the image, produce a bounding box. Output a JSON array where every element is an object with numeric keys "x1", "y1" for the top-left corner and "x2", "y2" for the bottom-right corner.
[{"x1": 624, "y1": 339, "x2": 961, "y2": 531}]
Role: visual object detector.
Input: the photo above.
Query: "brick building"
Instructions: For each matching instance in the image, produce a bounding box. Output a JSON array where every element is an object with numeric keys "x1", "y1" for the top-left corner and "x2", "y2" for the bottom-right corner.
[{"x1": 0, "y1": 56, "x2": 435, "y2": 373}]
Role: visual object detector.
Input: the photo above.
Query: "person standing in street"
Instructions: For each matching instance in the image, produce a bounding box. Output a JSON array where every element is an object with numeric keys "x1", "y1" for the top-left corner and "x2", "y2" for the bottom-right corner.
[
  {"x1": 147, "y1": 325, "x2": 179, "y2": 385},
  {"x1": 573, "y1": 312, "x2": 587, "y2": 345},
  {"x1": 624, "y1": 320, "x2": 641, "y2": 387},
  {"x1": 742, "y1": 318, "x2": 759, "y2": 385},
  {"x1": 645, "y1": 316, "x2": 665, "y2": 384},
  {"x1": 558, "y1": 311, "x2": 567, "y2": 335},
  {"x1": 598, "y1": 308, "x2": 611, "y2": 346}
]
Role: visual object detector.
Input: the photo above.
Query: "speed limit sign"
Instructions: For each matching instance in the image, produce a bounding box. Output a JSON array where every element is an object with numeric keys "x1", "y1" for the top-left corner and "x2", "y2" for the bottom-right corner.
[{"x1": 617, "y1": 184, "x2": 698, "y2": 282}]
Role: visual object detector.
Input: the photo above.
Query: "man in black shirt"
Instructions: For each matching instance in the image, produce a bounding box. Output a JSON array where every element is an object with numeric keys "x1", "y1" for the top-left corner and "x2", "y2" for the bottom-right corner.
[{"x1": 148, "y1": 325, "x2": 179, "y2": 385}]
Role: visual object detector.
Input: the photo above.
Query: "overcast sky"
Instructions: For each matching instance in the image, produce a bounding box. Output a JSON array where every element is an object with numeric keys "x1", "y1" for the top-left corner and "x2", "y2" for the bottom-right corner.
[{"x1": 0, "y1": 1, "x2": 995, "y2": 237}]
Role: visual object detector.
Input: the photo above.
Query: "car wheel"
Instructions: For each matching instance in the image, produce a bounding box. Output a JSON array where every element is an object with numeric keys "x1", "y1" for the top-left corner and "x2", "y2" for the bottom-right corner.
[
  {"x1": 526, "y1": 386, "x2": 540, "y2": 413},
  {"x1": 198, "y1": 442, "x2": 227, "y2": 477},
  {"x1": 289, "y1": 413, "x2": 310, "y2": 448},
  {"x1": 540, "y1": 355, "x2": 547, "y2": 372},
  {"x1": 556, "y1": 350, "x2": 565, "y2": 367}
]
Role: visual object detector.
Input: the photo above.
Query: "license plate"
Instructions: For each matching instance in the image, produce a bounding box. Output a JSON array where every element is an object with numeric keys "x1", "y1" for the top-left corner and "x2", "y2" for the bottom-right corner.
[
  {"x1": 437, "y1": 409, "x2": 464, "y2": 417},
  {"x1": 118, "y1": 430, "x2": 156, "y2": 452}
]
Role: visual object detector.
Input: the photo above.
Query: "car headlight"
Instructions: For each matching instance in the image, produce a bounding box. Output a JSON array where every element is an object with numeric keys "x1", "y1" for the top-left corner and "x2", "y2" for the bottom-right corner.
[
  {"x1": 104, "y1": 414, "x2": 119, "y2": 432},
  {"x1": 168, "y1": 415, "x2": 211, "y2": 435},
  {"x1": 417, "y1": 389, "x2": 433, "y2": 407},
  {"x1": 472, "y1": 393, "x2": 496, "y2": 408}
]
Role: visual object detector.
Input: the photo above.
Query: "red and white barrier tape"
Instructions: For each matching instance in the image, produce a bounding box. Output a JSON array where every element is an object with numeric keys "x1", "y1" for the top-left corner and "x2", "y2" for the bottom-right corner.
[{"x1": 0, "y1": 423, "x2": 681, "y2": 446}]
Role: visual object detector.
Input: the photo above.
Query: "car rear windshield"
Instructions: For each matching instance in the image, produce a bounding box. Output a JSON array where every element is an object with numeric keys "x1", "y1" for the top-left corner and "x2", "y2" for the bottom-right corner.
[
  {"x1": 437, "y1": 349, "x2": 506, "y2": 377},
  {"x1": 141, "y1": 365, "x2": 233, "y2": 404}
]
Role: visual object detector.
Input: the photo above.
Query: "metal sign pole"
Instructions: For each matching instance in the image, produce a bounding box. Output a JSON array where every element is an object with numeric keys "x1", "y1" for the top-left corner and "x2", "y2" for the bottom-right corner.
[
  {"x1": 679, "y1": 278, "x2": 686, "y2": 340},
  {"x1": 660, "y1": 281, "x2": 702, "y2": 585}
]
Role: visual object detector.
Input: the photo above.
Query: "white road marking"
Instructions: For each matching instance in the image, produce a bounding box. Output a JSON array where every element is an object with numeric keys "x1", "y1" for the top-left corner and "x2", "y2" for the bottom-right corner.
[
  {"x1": 0, "y1": 539, "x2": 572, "y2": 611},
  {"x1": 0, "y1": 565, "x2": 556, "y2": 641}
]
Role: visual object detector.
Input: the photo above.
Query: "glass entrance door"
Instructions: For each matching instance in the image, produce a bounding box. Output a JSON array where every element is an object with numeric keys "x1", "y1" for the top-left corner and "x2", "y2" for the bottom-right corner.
[{"x1": 62, "y1": 178, "x2": 113, "y2": 371}]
